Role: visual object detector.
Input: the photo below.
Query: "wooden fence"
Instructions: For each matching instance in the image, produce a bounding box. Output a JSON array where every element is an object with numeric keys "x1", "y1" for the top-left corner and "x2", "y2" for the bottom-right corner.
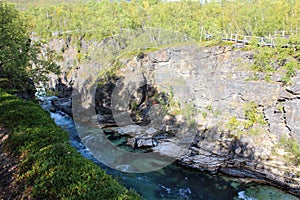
[{"x1": 219, "y1": 30, "x2": 299, "y2": 47}]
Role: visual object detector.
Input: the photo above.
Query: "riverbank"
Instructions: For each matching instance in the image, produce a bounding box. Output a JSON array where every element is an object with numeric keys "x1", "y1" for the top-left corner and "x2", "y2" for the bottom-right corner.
[
  {"x1": 36, "y1": 96, "x2": 300, "y2": 199},
  {"x1": 0, "y1": 89, "x2": 141, "y2": 199}
]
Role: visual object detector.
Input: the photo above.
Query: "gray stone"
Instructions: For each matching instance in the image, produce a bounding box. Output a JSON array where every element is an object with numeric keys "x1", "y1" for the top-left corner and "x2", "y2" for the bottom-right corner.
[
  {"x1": 117, "y1": 125, "x2": 144, "y2": 136},
  {"x1": 149, "y1": 50, "x2": 170, "y2": 62},
  {"x1": 264, "y1": 107, "x2": 290, "y2": 139},
  {"x1": 48, "y1": 106, "x2": 57, "y2": 113},
  {"x1": 285, "y1": 99, "x2": 300, "y2": 142},
  {"x1": 51, "y1": 98, "x2": 72, "y2": 116},
  {"x1": 137, "y1": 138, "x2": 154, "y2": 148},
  {"x1": 287, "y1": 84, "x2": 300, "y2": 95},
  {"x1": 127, "y1": 138, "x2": 136, "y2": 147},
  {"x1": 152, "y1": 140, "x2": 186, "y2": 158},
  {"x1": 146, "y1": 127, "x2": 158, "y2": 135},
  {"x1": 235, "y1": 147, "x2": 242, "y2": 154},
  {"x1": 232, "y1": 43, "x2": 245, "y2": 49}
]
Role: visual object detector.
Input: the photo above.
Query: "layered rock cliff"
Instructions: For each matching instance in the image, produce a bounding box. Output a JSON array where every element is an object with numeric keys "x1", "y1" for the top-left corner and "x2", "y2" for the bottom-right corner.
[{"x1": 46, "y1": 36, "x2": 300, "y2": 196}]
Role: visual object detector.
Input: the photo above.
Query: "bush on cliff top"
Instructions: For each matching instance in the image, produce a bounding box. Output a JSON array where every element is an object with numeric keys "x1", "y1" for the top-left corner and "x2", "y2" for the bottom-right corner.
[
  {"x1": 0, "y1": 89, "x2": 141, "y2": 199},
  {"x1": 0, "y1": 1, "x2": 61, "y2": 96}
]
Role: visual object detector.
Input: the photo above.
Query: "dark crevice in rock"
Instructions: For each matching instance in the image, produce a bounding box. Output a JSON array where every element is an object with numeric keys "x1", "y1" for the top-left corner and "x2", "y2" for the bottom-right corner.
[
  {"x1": 282, "y1": 102, "x2": 293, "y2": 134},
  {"x1": 261, "y1": 105, "x2": 272, "y2": 136}
]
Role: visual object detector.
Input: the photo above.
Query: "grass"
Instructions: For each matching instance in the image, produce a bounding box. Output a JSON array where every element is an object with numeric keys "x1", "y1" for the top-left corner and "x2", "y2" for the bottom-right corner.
[
  {"x1": 277, "y1": 137, "x2": 300, "y2": 166},
  {"x1": 249, "y1": 45, "x2": 300, "y2": 85},
  {"x1": 243, "y1": 101, "x2": 266, "y2": 129},
  {"x1": 225, "y1": 101, "x2": 266, "y2": 137},
  {"x1": 0, "y1": 89, "x2": 141, "y2": 199}
]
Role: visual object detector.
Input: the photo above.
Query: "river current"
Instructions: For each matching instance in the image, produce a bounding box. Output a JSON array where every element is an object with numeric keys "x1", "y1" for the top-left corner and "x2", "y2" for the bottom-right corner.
[{"x1": 39, "y1": 95, "x2": 297, "y2": 200}]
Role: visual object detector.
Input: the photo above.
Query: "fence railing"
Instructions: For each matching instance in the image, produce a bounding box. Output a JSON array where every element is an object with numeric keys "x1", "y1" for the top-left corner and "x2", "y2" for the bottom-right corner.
[{"x1": 219, "y1": 30, "x2": 299, "y2": 47}]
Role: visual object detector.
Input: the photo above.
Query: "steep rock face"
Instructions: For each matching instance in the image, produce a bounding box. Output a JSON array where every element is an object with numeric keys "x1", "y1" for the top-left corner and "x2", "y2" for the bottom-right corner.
[
  {"x1": 47, "y1": 39, "x2": 300, "y2": 195},
  {"x1": 100, "y1": 45, "x2": 300, "y2": 195}
]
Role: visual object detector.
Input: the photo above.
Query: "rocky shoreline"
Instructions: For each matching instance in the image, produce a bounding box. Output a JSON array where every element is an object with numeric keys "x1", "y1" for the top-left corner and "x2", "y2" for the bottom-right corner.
[
  {"x1": 50, "y1": 93, "x2": 300, "y2": 197},
  {"x1": 48, "y1": 42, "x2": 300, "y2": 196}
]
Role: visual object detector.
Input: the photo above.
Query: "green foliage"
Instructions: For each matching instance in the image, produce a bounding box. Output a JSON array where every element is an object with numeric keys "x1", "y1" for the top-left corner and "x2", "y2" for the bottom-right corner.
[
  {"x1": 154, "y1": 89, "x2": 198, "y2": 127},
  {"x1": 0, "y1": 89, "x2": 141, "y2": 199},
  {"x1": 13, "y1": 0, "x2": 300, "y2": 43},
  {"x1": 225, "y1": 102, "x2": 266, "y2": 136},
  {"x1": 281, "y1": 61, "x2": 300, "y2": 85},
  {"x1": 95, "y1": 60, "x2": 125, "y2": 89},
  {"x1": 281, "y1": 74, "x2": 292, "y2": 85},
  {"x1": 45, "y1": 89, "x2": 59, "y2": 96},
  {"x1": 278, "y1": 137, "x2": 300, "y2": 166},
  {"x1": 201, "y1": 111, "x2": 207, "y2": 119},
  {"x1": 0, "y1": 78, "x2": 15, "y2": 92},
  {"x1": 251, "y1": 47, "x2": 276, "y2": 73},
  {"x1": 264, "y1": 74, "x2": 272, "y2": 83},
  {"x1": 243, "y1": 101, "x2": 266, "y2": 129},
  {"x1": 181, "y1": 103, "x2": 197, "y2": 128},
  {"x1": 206, "y1": 105, "x2": 213, "y2": 113},
  {"x1": 0, "y1": 1, "x2": 29, "y2": 85},
  {"x1": 12, "y1": 0, "x2": 299, "y2": 91},
  {"x1": 161, "y1": 87, "x2": 181, "y2": 116},
  {"x1": 225, "y1": 116, "x2": 240, "y2": 131},
  {"x1": 5, "y1": 1, "x2": 299, "y2": 91},
  {"x1": 250, "y1": 45, "x2": 299, "y2": 85},
  {"x1": 277, "y1": 103, "x2": 284, "y2": 113},
  {"x1": 28, "y1": 41, "x2": 62, "y2": 82},
  {"x1": 0, "y1": 1, "x2": 60, "y2": 94}
]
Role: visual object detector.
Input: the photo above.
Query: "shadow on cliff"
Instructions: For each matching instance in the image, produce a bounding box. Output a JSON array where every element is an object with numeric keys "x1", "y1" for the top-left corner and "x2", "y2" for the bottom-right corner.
[
  {"x1": 189, "y1": 126, "x2": 260, "y2": 174},
  {"x1": 94, "y1": 75, "x2": 168, "y2": 127}
]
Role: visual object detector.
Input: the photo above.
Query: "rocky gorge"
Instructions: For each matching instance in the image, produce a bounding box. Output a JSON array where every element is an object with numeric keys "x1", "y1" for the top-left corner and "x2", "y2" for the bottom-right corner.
[{"x1": 45, "y1": 33, "x2": 300, "y2": 196}]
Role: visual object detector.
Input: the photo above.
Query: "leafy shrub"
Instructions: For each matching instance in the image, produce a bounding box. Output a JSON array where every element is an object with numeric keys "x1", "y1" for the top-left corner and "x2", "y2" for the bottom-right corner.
[
  {"x1": 278, "y1": 137, "x2": 300, "y2": 166},
  {"x1": 243, "y1": 101, "x2": 266, "y2": 129},
  {"x1": 281, "y1": 61, "x2": 300, "y2": 85}
]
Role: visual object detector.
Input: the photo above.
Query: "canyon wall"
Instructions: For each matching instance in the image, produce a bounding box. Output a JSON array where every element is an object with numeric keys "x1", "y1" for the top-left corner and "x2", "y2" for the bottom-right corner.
[{"x1": 47, "y1": 36, "x2": 300, "y2": 195}]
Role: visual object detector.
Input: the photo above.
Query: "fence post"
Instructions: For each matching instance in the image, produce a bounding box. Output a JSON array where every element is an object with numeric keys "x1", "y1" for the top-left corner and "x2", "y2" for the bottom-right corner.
[{"x1": 271, "y1": 37, "x2": 273, "y2": 46}]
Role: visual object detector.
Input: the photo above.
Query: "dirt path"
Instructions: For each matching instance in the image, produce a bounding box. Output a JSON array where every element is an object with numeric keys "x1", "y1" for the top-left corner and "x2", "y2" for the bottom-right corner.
[{"x1": 0, "y1": 128, "x2": 23, "y2": 200}]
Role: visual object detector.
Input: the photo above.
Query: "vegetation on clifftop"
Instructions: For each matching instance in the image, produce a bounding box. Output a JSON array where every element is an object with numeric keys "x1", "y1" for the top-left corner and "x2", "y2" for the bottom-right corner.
[
  {"x1": 9, "y1": 0, "x2": 299, "y2": 88},
  {"x1": 15, "y1": 0, "x2": 300, "y2": 42},
  {"x1": 0, "y1": 1, "x2": 61, "y2": 97}
]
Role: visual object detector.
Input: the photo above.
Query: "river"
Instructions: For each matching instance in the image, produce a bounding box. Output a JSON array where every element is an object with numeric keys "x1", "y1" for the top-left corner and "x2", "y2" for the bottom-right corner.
[{"x1": 39, "y1": 95, "x2": 298, "y2": 200}]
